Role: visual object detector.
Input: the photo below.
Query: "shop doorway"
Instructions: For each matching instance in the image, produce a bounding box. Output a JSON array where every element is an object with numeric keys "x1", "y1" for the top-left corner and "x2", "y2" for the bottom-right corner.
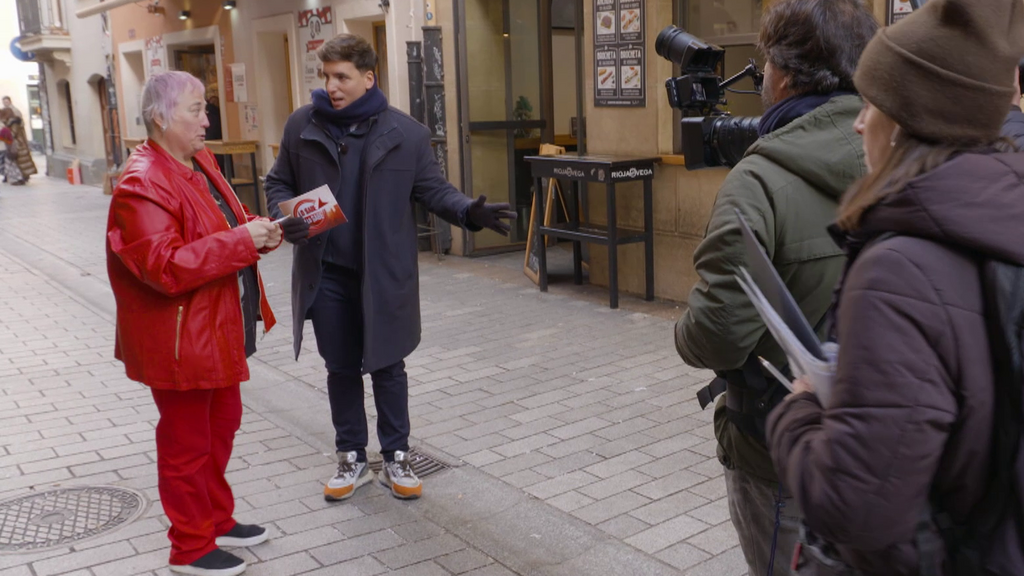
[
  {"x1": 173, "y1": 46, "x2": 217, "y2": 83},
  {"x1": 26, "y1": 84, "x2": 44, "y2": 150},
  {"x1": 172, "y1": 45, "x2": 218, "y2": 115},
  {"x1": 97, "y1": 77, "x2": 122, "y2": 168},
  {"x1": 163, "y1": 26, "x2": 226, "y2": 140},
  {"x1": 455, "y1": 0, "x2": 583, "y2": 253},
  {"x1": 372, "y1": 21, "x2": 390, "y2": 100}
]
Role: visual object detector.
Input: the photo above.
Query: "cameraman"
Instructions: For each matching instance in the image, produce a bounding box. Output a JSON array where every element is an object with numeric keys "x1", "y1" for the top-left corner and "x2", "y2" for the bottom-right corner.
[
  {"x1": 673, "y1": 1, "x2": 877, "y2": 574},
  {"x1": 1002, "y1": 62, "x2": 1024, "y2": 148}
]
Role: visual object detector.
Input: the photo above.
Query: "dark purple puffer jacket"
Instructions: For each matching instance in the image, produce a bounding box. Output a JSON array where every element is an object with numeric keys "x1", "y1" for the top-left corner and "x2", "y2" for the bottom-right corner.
[{"x1": 767, "y1": 151, "x2": 1024, "y2": 575}]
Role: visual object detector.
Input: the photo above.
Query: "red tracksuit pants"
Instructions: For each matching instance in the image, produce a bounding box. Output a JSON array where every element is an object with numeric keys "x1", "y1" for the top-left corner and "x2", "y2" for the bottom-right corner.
[{"x1": 151, "y1": 384, "x2": 242, "y2": 565}]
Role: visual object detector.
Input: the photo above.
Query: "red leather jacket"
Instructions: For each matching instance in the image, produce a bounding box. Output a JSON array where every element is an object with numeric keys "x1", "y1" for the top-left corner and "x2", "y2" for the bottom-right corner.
[{"x1": 106, "y1": 141, "x2": 277, "y2": 390}]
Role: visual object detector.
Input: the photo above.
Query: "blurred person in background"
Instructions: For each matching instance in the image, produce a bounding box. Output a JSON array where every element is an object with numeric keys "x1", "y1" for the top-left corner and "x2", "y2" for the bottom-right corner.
[
  {"x1": 1, "y1": 127, "x2": 26, "y2": 186},
  {"x1": 1, "y1": 100, "x2": 36, "y2": 182},
  {"x1": 204, "y1": 87, "x2": 227, "y2": 174},
  {"x1": 2, "y1": 95, "x2": 23, "y2": 120}
]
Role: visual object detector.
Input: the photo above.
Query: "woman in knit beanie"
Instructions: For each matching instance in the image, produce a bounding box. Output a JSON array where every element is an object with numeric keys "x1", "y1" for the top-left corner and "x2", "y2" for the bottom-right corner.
[{"x1": 765, "y1": 0, "x2": 1024, "y2": 574}]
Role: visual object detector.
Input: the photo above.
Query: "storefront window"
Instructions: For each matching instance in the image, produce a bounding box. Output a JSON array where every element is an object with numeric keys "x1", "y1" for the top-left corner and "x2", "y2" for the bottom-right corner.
[
  {"x1": 673, "y1": 0, "x2": 764, "y2": 119},
  {"x1": 457, "y1": 0, "x2": 567, "y2": 252},
  {"x1": 683, "y1": 0, "x2": 762, "y2": 46}
]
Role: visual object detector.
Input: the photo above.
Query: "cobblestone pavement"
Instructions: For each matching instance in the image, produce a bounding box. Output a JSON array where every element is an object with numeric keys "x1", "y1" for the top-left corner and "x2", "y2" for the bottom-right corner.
[{"x1": 0, "y1": 173, "x2": 749, "y2": 576}]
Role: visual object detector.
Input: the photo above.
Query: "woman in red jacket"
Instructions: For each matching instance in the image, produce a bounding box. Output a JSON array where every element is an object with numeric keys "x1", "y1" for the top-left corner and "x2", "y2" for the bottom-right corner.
[
  {"x1": 106, "y1": 71, "x2": 291, "y2": 576},
  {"x1": 766, "y1": 1, "x2": 1024, "y2": 574}
]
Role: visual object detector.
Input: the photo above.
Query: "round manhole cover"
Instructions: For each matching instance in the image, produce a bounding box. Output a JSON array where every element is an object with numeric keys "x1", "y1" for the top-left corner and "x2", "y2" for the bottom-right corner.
[{"x1": 0, "y1": 486, "x2": 146, "y2": 553}]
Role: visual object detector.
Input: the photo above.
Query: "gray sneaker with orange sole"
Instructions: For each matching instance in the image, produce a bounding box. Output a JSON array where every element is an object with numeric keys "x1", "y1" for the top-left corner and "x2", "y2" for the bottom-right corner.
[
  {"x1": 379, "y1": 450, "x2": 422, "y2": 499},
  {"x1": 324, "y1": 450, "x2": 373, "y2": 501}
]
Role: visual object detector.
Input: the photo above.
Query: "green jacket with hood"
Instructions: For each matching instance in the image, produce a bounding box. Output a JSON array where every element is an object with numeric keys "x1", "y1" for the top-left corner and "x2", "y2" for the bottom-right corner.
[{"x1": 675, "y1": 95, "x2": 867, "y2": 484}]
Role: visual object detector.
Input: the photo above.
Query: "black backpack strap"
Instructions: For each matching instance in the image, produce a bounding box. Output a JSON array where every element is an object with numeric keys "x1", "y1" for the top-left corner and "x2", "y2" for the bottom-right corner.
[
  {"x1": 696, "y1": 377, "x2": 728, "y2": 410},
  {"x1": 697, "y1": 354, "x2": 776, "y2": 407},
  {"x1": 921, "y1": 259, "x2": 1024, "y2": 575},
  {"x1": 965, "y1": 261, "x2": 1024, "y2": 538},
  {"x1": 721, "y1": 356, "x2": 789, "y2": 443}
]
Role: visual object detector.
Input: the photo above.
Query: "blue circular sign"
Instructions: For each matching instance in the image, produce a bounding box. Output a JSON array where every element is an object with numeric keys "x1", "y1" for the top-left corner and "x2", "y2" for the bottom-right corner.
[{"x1": 10, "y1": 37, "x2": 35, "y2": 62}]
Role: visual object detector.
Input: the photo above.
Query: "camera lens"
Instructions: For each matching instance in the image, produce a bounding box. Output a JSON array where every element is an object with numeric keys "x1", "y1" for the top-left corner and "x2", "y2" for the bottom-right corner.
[
  {"x1": 655, "y1": 26, "x2": 684, "y2": 62},
  {"x1": 655, "y1": 26, "x2": 721, "y2": 72},
  {"x1": 709, "y1": 116, "x2": 761, "y2": 167}
]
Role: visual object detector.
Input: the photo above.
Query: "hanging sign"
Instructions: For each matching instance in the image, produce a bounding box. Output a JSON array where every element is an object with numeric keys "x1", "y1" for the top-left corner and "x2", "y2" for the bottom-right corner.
[
  {"x1": 10, "y1": 37, "x2": 35, "y2": 62},
  {"x1": 298, "y1": 7, "x2": 335, "y2": 105},
  {"x1": 593, "y1": 0, "x2": 645, "y2": 107},
  {"x1": 230, "y1": 63, "x2": 248, "y2": 102},
  {"x1": 244, "y1": 104, "x2": 259, "y2": 132},
  {"x1": 145, "y1": 35, "x2": 165, "y2": 75}
]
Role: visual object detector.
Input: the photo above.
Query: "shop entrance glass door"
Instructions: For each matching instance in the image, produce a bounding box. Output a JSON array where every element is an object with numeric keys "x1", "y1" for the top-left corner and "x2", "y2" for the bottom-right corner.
[{"x1": 456, "y1": 0, "x2": 546, "y2": 250}]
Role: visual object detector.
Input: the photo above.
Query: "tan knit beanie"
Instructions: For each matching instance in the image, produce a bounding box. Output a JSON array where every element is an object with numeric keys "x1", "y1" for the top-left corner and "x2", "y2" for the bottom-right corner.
[{"x1": 854, "y1": 0, "x2": 1024, "y2": 144}]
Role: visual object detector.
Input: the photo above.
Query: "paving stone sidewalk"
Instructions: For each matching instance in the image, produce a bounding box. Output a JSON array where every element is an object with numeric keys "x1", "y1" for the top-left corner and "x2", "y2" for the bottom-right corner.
[
  {"x1": 0, "y1": 218, "x2": 520, "y2": 576},
  {"x1": 0, "y1": 175, "x2": 749, "y2": 576}
]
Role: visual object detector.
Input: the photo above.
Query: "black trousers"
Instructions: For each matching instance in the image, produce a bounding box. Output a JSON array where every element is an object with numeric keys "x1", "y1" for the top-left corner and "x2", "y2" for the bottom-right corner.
[{"x1": 309, "y1": 263, "x2": 410, "y2": 462}]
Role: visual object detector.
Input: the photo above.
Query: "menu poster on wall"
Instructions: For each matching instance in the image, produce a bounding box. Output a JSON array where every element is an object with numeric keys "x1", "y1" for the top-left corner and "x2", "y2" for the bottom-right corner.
[
  {"x1": 244, "y1": 104, "x2": 259, "y2": 132},
  {"x1": 230, "y1": 63, "x2": 248, "y2": 102},
  {"x1": 593, "y1": 0, "x2": 645, "y2": 107},
  {"x1": 887, "y1": 0, "x2": 918, "y2": 25},
  {"x1": 145, "y1": 36, "x2": 164, "y2": 75},
  {"x1": 298, "y1": 7, "x2": 335, "y2": 104},
  {"x1": 595, "y1": 47, "x2": 617, "y2": 101}
]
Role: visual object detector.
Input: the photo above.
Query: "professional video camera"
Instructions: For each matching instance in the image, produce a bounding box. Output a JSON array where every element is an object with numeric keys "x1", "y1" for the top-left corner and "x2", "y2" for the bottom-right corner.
[{"x1": 655, "y1": 26, "x2": 763, "y2": 170}]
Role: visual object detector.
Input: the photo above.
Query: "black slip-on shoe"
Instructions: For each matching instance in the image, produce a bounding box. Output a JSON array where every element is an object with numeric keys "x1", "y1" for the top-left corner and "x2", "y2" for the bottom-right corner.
[
  {"x1": 169, "y1": 548, "x2": 246, "y2": 576},
  {"x1": 215, "y1": 523, "x2": 269, "y2": 548}
]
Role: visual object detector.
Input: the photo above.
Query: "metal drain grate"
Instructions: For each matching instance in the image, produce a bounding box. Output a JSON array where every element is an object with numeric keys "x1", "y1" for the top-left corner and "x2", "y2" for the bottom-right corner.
[
  {"x1": 0, "y1": 486, "x2": 145, "y2": 553},
  {"x1": 368, "y1": 446, "x2": 460, "y2": 478}
]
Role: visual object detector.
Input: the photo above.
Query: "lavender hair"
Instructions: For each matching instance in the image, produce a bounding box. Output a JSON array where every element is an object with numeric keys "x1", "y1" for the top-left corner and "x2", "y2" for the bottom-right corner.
[{"x1": 140, "y1": 71, "x2": 206, "y2": 135}]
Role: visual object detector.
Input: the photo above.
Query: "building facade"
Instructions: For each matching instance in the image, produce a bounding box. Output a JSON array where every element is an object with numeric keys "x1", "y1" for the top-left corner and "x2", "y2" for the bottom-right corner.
[
  {"x1": 431, "y1": 0, "x2": 898, "y2": 301},
  {"x1": 79, "y1": 0, "x2": 422, "y2": 211},
  {"x1": 15, "y1": 0, "x2": 118, "y2": 185},
  {"x1": 75, "y1": 0, "x2": 897, "y2": 303}
]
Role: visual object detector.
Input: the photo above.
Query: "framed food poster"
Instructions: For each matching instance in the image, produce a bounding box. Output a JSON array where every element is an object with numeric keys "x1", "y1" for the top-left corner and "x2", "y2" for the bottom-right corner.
[
  {"x1": 887, "y1": 0, "x2": 926, "y2": 25},
  {"x1": 594, "y1": 0, "x2": 646, "y2": 107}
]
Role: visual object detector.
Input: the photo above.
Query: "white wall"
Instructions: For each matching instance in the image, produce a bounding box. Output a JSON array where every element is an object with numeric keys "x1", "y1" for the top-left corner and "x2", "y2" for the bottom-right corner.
[
  {"x1": 118, "y1": 43, "x2": 146, "y2": 140},
  {"x1": 1, "y1": 2, "x2": 42, "y2": 142},
  {"x1": 334, "y1": 0, "x2": 423, "y2": 114},
  {"x1": 254, "y1": 28, "x2": 296, "y2": 168},
  {"x1": 341, "y1": 19, "x2": 374, "y2": 44},
  {"x1": 52, "y1": 0, "x2": 108, "y2": 160}
]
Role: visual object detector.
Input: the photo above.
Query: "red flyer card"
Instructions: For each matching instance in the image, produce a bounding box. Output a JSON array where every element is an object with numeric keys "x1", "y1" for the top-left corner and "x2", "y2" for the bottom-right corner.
[{"x1": 276, "y1": 185, "x2": 347, "y2": 238}]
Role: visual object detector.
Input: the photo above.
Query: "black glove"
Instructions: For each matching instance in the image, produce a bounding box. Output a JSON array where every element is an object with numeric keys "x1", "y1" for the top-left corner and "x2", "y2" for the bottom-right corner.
[
  {"x1": 466, "y1": 195, "x2": 517, "y2": 236},
  {"x1": 280, "y1": 216, "x2": 310, "y2": 245}
]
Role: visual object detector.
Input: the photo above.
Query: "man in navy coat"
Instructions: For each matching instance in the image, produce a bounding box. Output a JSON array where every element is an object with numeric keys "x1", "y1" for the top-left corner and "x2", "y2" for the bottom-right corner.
[{"x1": 266, "y1": 34, "x2": 514, "y2": 501}]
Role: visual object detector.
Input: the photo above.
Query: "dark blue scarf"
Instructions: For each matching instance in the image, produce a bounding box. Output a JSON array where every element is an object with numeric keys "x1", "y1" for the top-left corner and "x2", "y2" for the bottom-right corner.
[
  {"x1": 757, "y1": 92, "x2": 854, "y2": 138},
  {"x1": 312, "y1": 86, "x2": 389, "y2": 141}
]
